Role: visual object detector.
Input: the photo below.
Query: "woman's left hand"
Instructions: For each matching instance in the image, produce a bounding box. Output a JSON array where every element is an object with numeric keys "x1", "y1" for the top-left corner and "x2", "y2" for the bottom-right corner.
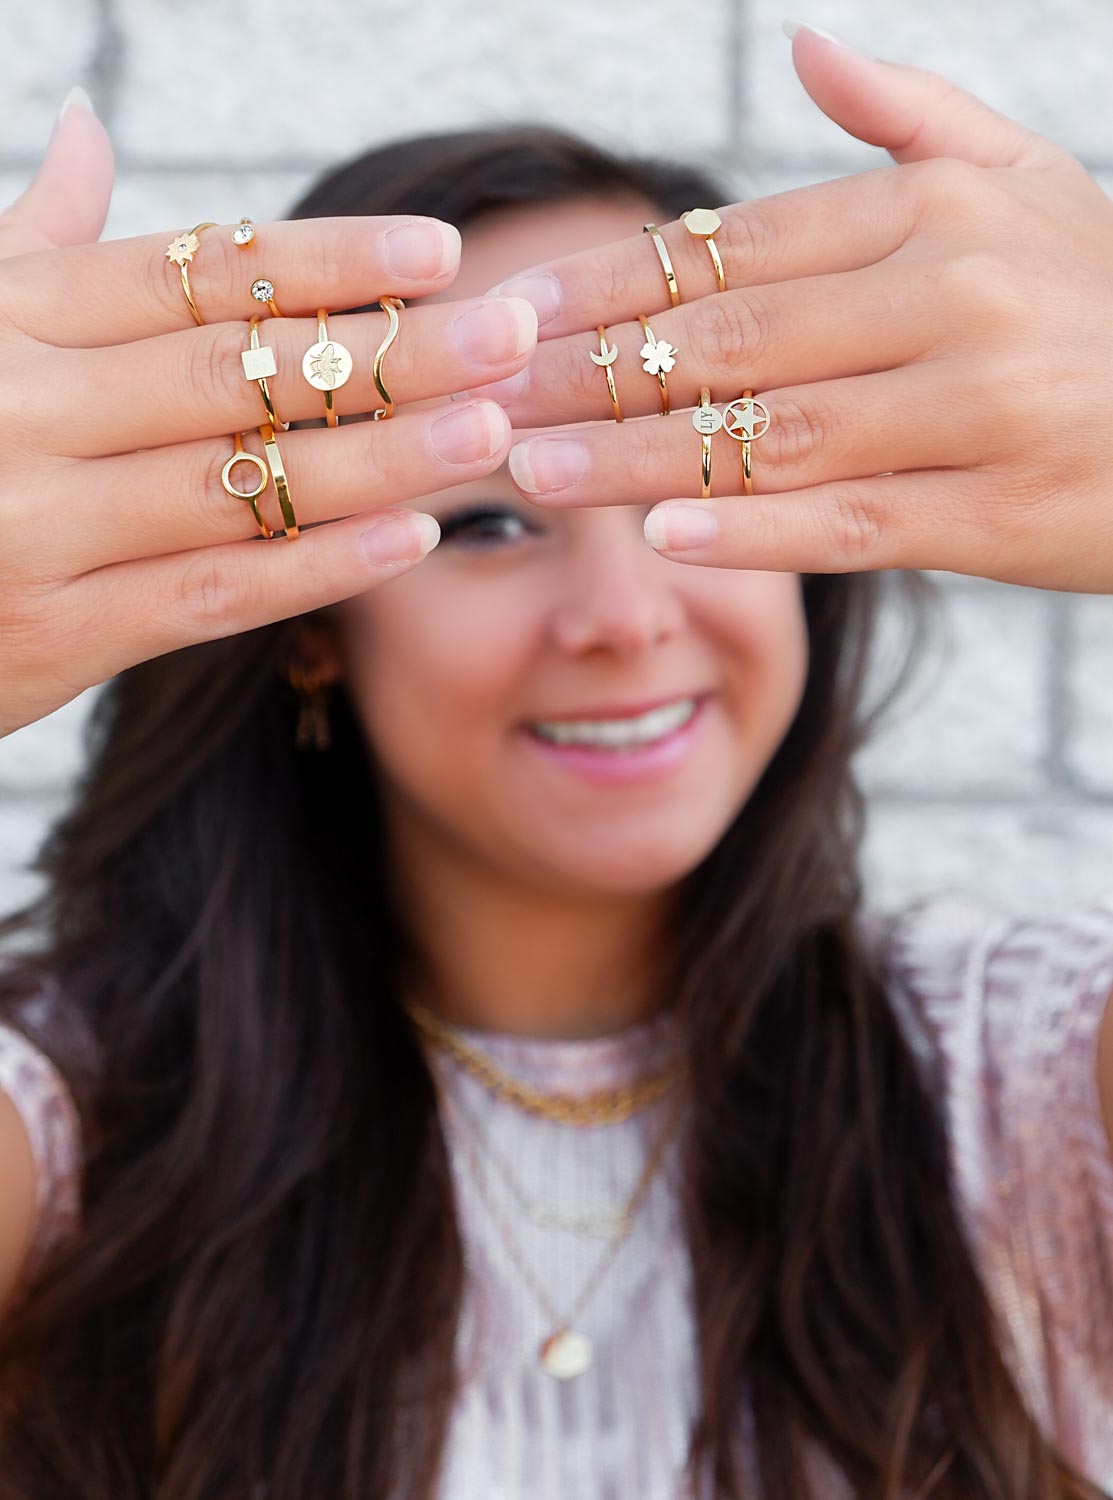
[{"x1": 467, "y1": 26, "x2": 1113, "y2": 593}]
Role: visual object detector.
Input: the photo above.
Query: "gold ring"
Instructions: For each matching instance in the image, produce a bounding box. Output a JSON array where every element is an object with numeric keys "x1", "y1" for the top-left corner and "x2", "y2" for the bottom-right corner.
[
  {"x1": 242, "y1": 316, "x2": 288, "y2": 431},
  {"x1": 642, "y1": 223, "x2": 680, "y2": 306},
  {"x1": 221, "y1": 434, "x2": 271, "y2": 539},
  {"x1": 691, "y1": 388, "x2": 724, "y2": 499},
  {"x1": 681, "y1": 208, "x2": 726, "y2": 293},
  {"x1": 165, "y1": 222, "x2": 218, "y2": 325},
  {"x1": 259, "y1": 422, "x2": 299, "y2": 539},
  {"x1": 302, "y1": 308, "x2": 354, "y2": 427},
  {"x1": 249, "y1": 276, "x2": 284, "y2": 318},
  {"x1": 372, "y1": 296, "x2": 403, "y2": 420},
  {"x1": 638, "y1": 315, "x2": 677, "y2": 416},
  {"x1": 588, "y1": 324, "x2": 623, "y2": 422},
  {"x1": 723, "y1": 389, "x2": 771, "y2": 497}
]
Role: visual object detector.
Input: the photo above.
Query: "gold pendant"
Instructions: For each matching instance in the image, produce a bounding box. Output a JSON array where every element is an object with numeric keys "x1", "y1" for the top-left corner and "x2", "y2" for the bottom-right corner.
[{"x1": 539, "y1": 1327, "x2": 593, "y2": 1379}]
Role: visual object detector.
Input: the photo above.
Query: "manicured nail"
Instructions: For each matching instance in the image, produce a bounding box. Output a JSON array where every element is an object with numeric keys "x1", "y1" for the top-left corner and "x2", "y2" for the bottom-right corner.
[
  {"x1": 483, "y1": 272, "x2": 562, "y2": 327},
  {"x1": 450, "y1": 297, "x2": 537, "y2": 364},
  {"x1": 383, "y1": 219, "x2": 461, "y2": 278},
  {"x1": 58, "y1": 84, "x2": 95, "y2": 120},
  {"x1": 508, "y1": 437, "x2": 589, "y2": 495},
  {"x1": 781, "y1": 19, "x2": 865, "y2": 54},
  {"x1": 429, "y1": 401, "x2": 507, "y2": 464},
  {"x1": 360, "y1": 511, "x2": 440, "y2": 566},
  {"x1": 644, "y1": 503, "x2": 720, "y2": 551}
]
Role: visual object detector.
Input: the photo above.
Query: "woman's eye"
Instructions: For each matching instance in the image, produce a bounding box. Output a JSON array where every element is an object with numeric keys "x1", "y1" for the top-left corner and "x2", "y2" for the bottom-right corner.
[{"x1": 437, "y1": 503, "x2": 539, "y2": 548}]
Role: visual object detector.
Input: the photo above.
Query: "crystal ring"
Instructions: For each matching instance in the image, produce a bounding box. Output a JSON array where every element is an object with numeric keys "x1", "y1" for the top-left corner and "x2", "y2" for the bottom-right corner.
[
  {"x1": 638, "y1": 315, "x2": 678, "y2": 416},
  {"x1": 165, "y1": 222, "x2": 218, "y2": 326},
  {"x1": 371, "y1": 296, "x2": 404, "y2": 421},
  {"x1": 301, "y1": 309, "x2": 354, "y2": 428}
]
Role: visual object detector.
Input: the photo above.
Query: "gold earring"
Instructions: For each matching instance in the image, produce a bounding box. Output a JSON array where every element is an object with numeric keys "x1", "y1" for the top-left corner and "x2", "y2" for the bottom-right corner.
[{"x1": 282, "y1": 663, "x2": 333, "y2": 750}]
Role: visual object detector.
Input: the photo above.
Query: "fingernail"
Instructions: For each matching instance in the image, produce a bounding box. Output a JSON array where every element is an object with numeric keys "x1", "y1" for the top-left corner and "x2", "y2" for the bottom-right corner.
[
  {"x1": 644, "y1": 503, "x2": 719, "y2": 551},
  {"x1": 58, "y1": 84, "x2": 95, "y2": 121},
  {"x1": 383, "y1": 219, "x2": 461, "y2": 279},
  {"x1": 781, "y1": 19, "x2": 865, "y2": 54},
  {"x1": 360, "y1": 511, "x2": 441, "y2": 566},
  {"x1": 450, "y1": 297, "x2": 537, "y2": 364},
  {"x1": 454, "y1": 367, "x2": 530, "y2": 406},
  {"x1": 483, "y1": 272, "x2": 562, "y2": 327},
  {"x1": 429, "y1": 402, "x2": 507, "y2": 464},
  {"x1": 508, "y1": 437, "x2": 588, "y2": 495}
]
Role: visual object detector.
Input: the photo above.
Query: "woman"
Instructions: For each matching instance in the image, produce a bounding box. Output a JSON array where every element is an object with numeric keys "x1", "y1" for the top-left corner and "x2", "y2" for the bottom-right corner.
[{"x1": 1, "y1": 23, "x2": 1112, "y2": 1499}]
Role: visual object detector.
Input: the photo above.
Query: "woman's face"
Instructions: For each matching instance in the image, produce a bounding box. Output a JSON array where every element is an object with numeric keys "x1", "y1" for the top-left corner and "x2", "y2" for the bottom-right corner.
[{"x1": 329, "y1": 193, "x2": 809, "y2": 895}]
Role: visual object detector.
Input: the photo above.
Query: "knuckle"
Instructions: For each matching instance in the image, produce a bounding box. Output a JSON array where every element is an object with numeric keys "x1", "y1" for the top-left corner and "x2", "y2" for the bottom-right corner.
[
  {"x1": 824, "y1": 488, "x2": 887, "y2": 565},
  {"x1": 693, "y1": 290, "x2": 770, "y2": 373},
  {"x1": 181, "y1": 324, "x2": 248, "y2": 420},
  {"x1": 719, "y1": 199, "x2": 783, "y2": 282},
  {"x1": 906, "y1": 150, "x2": 985, "y2": 217},
  {"x1": 173, "y1": 546, "x2": 254, "y2": 635},
  {"x1": 761, "y1": 394, "x2": 827, "y2": 472},
  {"x1": 930, "y1": 249, "x2": 1021, "y2": 332},
  {"x1": 557, "y1": 336, "x2": 606, "y2": 408}
]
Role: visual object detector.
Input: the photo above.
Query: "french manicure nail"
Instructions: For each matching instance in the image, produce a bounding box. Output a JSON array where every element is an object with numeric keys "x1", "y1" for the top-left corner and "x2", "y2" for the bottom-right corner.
[
  {"x1": 484, "y1": 272, "x2": 562, "y2": 327},
  {"x1": 644, "y1": 503, "x2": 720, "y2": 551},
  {"x1": 781, "y1": 18, "x2": 865, "y2": 54},
  {"x1": 383, "y1": 219, "x2": 461, "y2": 278},
  {"x1": 430, "y1": 402, "x2": 506, "y2": 464},
  {"x1": 361, "y1": 511, "x2": 441, "y2": 566},
  {"x1": 58, "y1": 84, "x2": 95, "y2": 120},
  {"x1": 508, "y1": 437, "x2": 588, "y2": 495}
]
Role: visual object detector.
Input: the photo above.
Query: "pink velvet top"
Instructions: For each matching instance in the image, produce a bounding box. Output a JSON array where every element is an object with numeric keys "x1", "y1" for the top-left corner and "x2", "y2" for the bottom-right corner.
[{"x1": 2, "y1": 889, "x2": 1113, "y2": 1498}]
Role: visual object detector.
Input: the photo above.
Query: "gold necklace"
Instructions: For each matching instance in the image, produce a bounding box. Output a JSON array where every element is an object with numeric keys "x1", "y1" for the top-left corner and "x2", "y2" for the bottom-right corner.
[
  {"x1": 437, "y1": 1069, "x2": 684, "y2": 1379},
  {"x1": 404, "y1": 997, "x2": 678, "y2": 1127}
]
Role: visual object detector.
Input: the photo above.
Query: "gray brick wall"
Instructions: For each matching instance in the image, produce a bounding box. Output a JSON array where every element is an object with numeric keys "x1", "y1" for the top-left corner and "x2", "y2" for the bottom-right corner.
[{"x1": 2, "y1": 1, "x2": 1112, "y2": 922}]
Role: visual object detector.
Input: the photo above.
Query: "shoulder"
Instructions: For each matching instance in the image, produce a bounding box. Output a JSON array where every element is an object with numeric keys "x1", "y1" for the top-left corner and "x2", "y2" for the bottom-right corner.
[
  {"x1": 865, "y1": 889, "x2": 1113, "y2": 1458},
  {"x1": 0, "y1": 976, "x2": 86, "y2": 1310}
]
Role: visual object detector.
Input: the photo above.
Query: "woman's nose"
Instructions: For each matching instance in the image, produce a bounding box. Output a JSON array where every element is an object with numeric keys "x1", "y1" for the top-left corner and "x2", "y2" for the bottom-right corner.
[{"x1": 548, "y1": 522, "x2": 688, "y2": 655}]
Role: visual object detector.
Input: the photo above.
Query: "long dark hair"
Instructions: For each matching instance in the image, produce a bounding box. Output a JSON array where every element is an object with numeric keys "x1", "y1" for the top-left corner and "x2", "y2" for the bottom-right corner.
[{"x1": 0, "y1": 124, "x2": 1102, "y2": 1500}]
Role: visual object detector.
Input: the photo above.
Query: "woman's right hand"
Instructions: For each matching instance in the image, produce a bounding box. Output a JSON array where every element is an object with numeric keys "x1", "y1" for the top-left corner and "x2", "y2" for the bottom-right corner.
[{"x1": 0, "y1": 91, "x2": 536, "y2": 739}]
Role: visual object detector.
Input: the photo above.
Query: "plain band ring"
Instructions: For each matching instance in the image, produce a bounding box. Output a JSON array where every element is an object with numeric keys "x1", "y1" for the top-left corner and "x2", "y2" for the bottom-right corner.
[
  {"x1": 165, "y1": 222, "x2": 218, "y2": 325},
  {"x1": 642, "y1": 223, "x2": 680, "y2": 307},
  {"x1": 590, "y1": 325, "x2": 623, "y2": 422},
  {"x1": 259, "y1": 422, "x2": 299, "y2": 539},
  {"x1": 372, "y1": 296, "x2": 404, "y2": 420}
]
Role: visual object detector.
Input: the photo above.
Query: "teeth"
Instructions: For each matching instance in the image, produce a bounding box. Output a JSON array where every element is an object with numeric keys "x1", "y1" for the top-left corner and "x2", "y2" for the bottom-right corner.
[{"x1": 531, "y1": 697, "x2": 698, "y2": 748}]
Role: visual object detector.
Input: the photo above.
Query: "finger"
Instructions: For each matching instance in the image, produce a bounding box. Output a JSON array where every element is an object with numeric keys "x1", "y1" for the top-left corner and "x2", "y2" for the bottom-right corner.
[
  {"x1": 463, "y1": 256, "x2": 944, "y2": 425},
  {"x1": 60, "y1": 503, "x2": 444, "y2": 688},
  {"x1": 639, "y1": 470, "x2": 976, "y2": 575},
  {"x1": 40, "y1": 295, "x2": 536, "y2": 458},
  {"x1": 504, "y1": 363, "x2": 1007, "y2": 510},
  {"x1": 1, "y1": 214, "x2": 466, "y2": 346},
  {"x1": 0, "y1": 89, "x2": 114, "y2": 260},
  {"x1": 478, "y1": 165, "x2": 923, "y2": 339},
  {"x1": 786, "y1": 23, "x2": 1076, "y2": 172},
  {"x1": 35, "y1": 400, "x2": 510, "y2": 577}
]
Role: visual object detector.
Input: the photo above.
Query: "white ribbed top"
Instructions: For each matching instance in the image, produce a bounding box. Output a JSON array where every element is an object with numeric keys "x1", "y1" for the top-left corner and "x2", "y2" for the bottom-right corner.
[{"x1": 4, "y1": 891, "x2": 1113, "y2": 1497}]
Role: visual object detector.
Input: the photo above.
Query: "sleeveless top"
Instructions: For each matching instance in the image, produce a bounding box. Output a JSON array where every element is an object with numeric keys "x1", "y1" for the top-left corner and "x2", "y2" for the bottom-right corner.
[{"x1": 2, "y1": 889, "x2": 1113, "y2": 1498}]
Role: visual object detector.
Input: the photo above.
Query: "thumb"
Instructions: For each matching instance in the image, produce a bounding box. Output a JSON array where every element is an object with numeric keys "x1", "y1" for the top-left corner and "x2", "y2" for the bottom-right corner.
[
  {"x1": 783, "y1": 21, "x2": 1074, "y2": 172},
  {"x1": 0, "y1": 85, "x2": 115, "y2": 262}
]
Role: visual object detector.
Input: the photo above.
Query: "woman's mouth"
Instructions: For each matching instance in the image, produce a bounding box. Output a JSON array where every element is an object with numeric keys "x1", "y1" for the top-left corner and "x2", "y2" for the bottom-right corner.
[{"x1": 521, "y1": 694, "x2": 712, "y2": 785}]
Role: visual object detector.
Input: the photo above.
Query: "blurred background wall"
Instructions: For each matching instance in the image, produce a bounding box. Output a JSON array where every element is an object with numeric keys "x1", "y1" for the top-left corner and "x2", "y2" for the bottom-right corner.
[{"x1": 2, "y1": 0, "x2": 1112, "y2": 920}]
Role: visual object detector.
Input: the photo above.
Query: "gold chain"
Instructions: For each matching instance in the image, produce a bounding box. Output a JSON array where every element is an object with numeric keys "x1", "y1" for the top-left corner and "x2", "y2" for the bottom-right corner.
[{"x1": 404, "y1": 997, "x2": 679, "y2": 1127}]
